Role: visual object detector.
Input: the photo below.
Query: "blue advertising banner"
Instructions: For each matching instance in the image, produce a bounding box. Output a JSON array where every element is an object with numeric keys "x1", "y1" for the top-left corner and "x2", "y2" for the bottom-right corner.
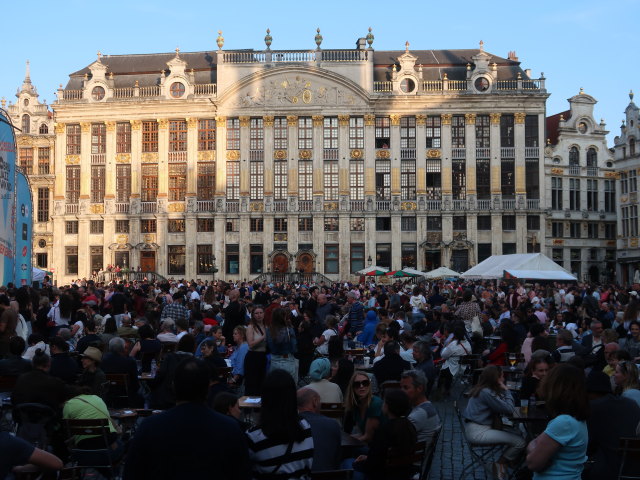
[
  {"x1": 0, "y1": 110, "x2": 16, "y2": 286},
  {"x1": 15, "y1": 171, "x2": 32, "y2": 286}
]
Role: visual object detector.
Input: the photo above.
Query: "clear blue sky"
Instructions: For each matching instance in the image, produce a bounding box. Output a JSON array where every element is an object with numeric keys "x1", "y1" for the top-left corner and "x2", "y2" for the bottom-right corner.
[{"x1": 2, "y1": 0, "x2": 637, "y2": 143}]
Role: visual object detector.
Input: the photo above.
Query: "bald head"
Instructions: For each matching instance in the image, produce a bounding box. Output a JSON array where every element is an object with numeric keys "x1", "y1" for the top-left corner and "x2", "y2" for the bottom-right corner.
[
  {"x1": 297, "y1": 387, "x2": 320, "y2": 413},
  {"x1": 229, "y1": 289, "x2": 240, "y2": 301}
]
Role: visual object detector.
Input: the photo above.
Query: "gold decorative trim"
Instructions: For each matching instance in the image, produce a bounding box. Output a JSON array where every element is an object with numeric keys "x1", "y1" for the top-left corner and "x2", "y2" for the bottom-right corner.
[
  {"x1": 141, "y1": 152, "x2": 159, "y2": 163},
  {"x1": 631, "y1": 238, "x2": 639, "y2": 248},
  {"x1": 131, "y1": 120, "x2": 141, "y2": 131},
  {"x1": 312, "y1": 115, "x2": 324, "y2": 127},
  {"x1": 226, "y1": 150, "x2": 240, "y2": 160},
  {"x1": 115, "y1": 153, "x2": 131, "y2": 163},
  {"x1": 390, "y1": 114, "x2": 401, "y2": 126},
  {"x1": 350, "y1": 149, "x2": 363, "y2": 159},
  {"x1": 550, "y1": 167, "x2": 564, "y2": 175},
  {"x1": 187, "y1": 118, "x2": 198, "y2": 129},
  {"x1": 274, "y1": 150, "x2": 287, "y2": 160},
  {"x1": 490, "y1": 113, "x2": 501, "y2": 124},
  {"x1": 603, "y1": 171, "x2": 617, "y2": 178},
  {"x1": 168, "y1": 202, "x2": 185, "y2": 212},
  {"x1": 552, "y1": 239, "x2": 564, "y2": 245},
  {"x1": 80, "y1": 122, "x2": 91, "y2": 133},
  {"x1": 65, "y1": 155, "x2": 80, "y2": 165},
  {"x1": 401, "y1": 201, "x2": 417, "y2": 211},
  {"x1": 338, "y1": 114, "x2": 350, "y2": 126},
  {"x1": 105, "y1": 121, "x2": 116, "y2": 132},
  {"x1": 514, "y1": 113, "x2": 526, "y2": 124},
  {"x1": 274, "y1": 233, "x2": 288, "y2": 242},
  {"x1": 158, "y1": 119, "x2": 168, "y2": 129},
  {"x1": 144, "y1": 234, "x2": 156, "y2": 243},
  {"x1": 364, "y1": 114, "x2": 375, "y2": 126},
  {"x1": 621, "y1": 196, "x2": 628, "y2": 203},
  {"x1": 54, "y1": 123, "x2": 65, "y2": 134},
  {"x1": 17, "y1": 137, "x2": 33, "y2": 146},
  {"x1": 465, "y1": 113, "x2": 476, "y2": 125},
  {"x1": 416, "y1": 115, "x2": 426, "y2": 126},
  {"x1": 427, "y1": 149, "x2": 441, "y2": 159},
  {"x1": 299, "y1": 149, "x2": 312, "y2": 160},
  {"x1": 89, "y1": 204, "x2": 104, "y2": 214},
  {"x1": 287, "y1": 115, "x2": 298, "y2": 126},
  {"x1": 263, "y1": 116, "x2": 274, "y2": 127},
  {"x1": 302, "y1": 89, "x2": 312, "y2": 104},
  {"x1": 249, "y1": 202, "x2": 264, "y2": 212},
  {"x1": 376, "y1": 149, "x2": 391, "y2": 159},
  {"x1": 324, "y1": 202, "x2": 338, "y2": 211},
  {"x1": 215, "y1": 116, "x2": 226, "y2": 127},
  {"x1": 239, "y1": 116, "x2": 250, "y2": 127},
  {"x1": 197, "y1": 150, "x2": 216, "y2": 161},
  {"x1": 116, "y1": 235, "x2": 128, "y2": 245},
  {"x1": 441, "y1": 114, "x2": 452, "y2": 125}
]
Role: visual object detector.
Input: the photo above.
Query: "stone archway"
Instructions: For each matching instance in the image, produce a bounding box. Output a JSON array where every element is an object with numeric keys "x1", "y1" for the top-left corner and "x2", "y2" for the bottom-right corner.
[{"x1": 296, "y1": 252, "x2": 315, "y2": 273}]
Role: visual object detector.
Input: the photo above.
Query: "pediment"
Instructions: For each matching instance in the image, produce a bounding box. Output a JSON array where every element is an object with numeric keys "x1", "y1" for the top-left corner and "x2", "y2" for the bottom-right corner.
[{"x1": 219, "y1": 66, "x2": 369, "y2": 109}]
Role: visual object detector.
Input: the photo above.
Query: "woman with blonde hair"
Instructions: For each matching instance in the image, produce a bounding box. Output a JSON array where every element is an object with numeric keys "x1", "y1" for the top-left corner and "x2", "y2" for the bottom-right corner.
[
  {"x1": 613, "y1": 361, "x2": 640, "y2": 407},
  {"x1": 344, "y1": 371, "x2": 382, "y2": 444},
  {"x1": 244, "y1": 306, "x2": 268, "y2": 396}
]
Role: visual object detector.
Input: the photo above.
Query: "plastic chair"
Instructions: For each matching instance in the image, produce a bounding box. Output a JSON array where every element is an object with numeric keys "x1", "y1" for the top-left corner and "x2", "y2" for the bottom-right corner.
[
  {"x1": 385, "y1": 440, "x2": 427, "y2": 479},
  {"x1": 13, "y1": 402, "x2": 57, "y2": 449},
  {"x1": 420, "y1": 427, "x2": 442, "y2": 480},
  {"x1": 320, "y1": 402, "x2": 346, "y2": 425},
  {"x1": 64, "y1": 418, "x2": 118, "y2": 478}
]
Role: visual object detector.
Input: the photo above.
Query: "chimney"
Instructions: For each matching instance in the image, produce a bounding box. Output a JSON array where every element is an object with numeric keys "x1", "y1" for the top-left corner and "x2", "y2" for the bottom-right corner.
[
  {"x1": 507, "y1": 51, "x2": 518, "y2": 61},
  {"x1": 356, "y1": 37, "x2": 366, "y2": 50},
  {"x1": 524, "y1": 69, "x2": 532, "y2": 78}
]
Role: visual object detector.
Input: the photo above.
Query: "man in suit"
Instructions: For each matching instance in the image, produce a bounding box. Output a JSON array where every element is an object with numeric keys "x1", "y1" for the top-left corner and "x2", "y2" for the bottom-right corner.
[{"x1": 581, "y1": 320, "x2": 604, "y2": 353}]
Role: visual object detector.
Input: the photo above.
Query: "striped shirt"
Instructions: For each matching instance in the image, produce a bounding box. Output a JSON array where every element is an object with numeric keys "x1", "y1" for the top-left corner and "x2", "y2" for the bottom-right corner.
[{"x1": 246, "y1": 419, "x2": 314, "y2": 480}]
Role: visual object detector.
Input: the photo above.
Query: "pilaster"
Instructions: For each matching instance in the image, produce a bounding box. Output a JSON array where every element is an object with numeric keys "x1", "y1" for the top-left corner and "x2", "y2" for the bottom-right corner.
[{"x1": 215, "y1": 117, "x2": 227, "y2": 196}]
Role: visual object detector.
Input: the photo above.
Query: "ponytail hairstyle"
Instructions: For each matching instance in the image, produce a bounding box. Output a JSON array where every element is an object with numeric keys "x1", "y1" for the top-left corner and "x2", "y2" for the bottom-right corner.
[{"x1": 32, "y1": 348, "x2": 50, "y2": 370}]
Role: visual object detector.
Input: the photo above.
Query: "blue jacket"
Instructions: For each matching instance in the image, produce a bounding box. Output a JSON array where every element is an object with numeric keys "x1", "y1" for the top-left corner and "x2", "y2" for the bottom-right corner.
[
  {"x1": 358, "y1": 311, "x2": 379, "y2": 345},
  {"x1": 348, "y1": 302, "x2": 365, "y2": 335}
]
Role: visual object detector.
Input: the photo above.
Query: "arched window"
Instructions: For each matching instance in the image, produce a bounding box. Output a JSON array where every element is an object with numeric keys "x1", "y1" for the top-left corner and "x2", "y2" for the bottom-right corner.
[
  {"x1": 586, "y1": 148, "x2": 597, "y2": 167},
  {"x1": 21, "y1": 114, "x2": 30, "y2": 134},
  {"x1": 39, "y1": 123, "x2": 48, "y2": 135},
  {"x1": 631, "y1": 138, "x2": 636, "y2": 157},
  {"x1": 569, "y1": 146, "x2": 579, "y2": 165}
]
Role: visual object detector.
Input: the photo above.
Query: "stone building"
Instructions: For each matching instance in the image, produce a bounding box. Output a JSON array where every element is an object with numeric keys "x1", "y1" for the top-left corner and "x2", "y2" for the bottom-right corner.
[
  {"x1": 4, "y1": 62, "x2": 55, "y2": 273},
  {"x1": 614, "y1": 91, "x2": 640, "y2": 284},
  {"x1": 543, "y1": 90, "x2": 615, "y2": 283},
  {"x1": 16, "y1": 33, "x2": 549, "y2": 284}
]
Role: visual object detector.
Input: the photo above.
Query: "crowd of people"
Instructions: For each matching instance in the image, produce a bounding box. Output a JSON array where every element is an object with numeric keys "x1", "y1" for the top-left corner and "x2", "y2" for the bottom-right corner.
[{"x1": 0, "y1": 276, "x2": 639, "y2": 479}]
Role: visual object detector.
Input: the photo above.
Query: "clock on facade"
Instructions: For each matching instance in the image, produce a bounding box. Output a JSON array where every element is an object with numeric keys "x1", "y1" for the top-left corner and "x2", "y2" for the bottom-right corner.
[
  {"x1": 38, "y1": 239, "x2": 46, "y2": 248},
  {"x1": 474, "y1": 76, "x2": 490, "y2": 92}
]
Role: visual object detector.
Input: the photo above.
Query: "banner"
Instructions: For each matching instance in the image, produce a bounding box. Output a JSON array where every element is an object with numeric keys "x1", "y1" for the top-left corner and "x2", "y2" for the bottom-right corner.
[
  {"x1": 0, "y1": 110, "x2": 16, "y2": 286},
  {"x1": 15, "y1": 171, "x2": 33, "y2": 286}
]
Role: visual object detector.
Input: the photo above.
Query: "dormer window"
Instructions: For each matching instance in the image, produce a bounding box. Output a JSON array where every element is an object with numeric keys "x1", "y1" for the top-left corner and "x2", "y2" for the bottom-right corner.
[
  {"x1": 91, "y1": 86, "x2": 105, "y2": 101},
  {"x1": 400, "y1": 77, "x2": 416, "y2": 94},
  {"x1": 23, "y1": 99, "x2": 29, "y2": 107},
  {"x1": 21, "y1": 114, "x2": 30, "y2": 134},
  {"x1": 631, "y1": 138, "x2": 636, "y2": 157},
  {"x1": 170, "y1": 82, "x2": 185, "y2": 98},
  {"x1": 39, "y1": 124, "x2": 48, "y2": 135}
]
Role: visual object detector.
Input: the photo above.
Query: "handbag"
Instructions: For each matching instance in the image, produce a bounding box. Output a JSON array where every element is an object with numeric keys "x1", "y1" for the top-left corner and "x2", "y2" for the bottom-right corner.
[{"x1": 471, "y1": 315, "x2": 483, "y2": 337}]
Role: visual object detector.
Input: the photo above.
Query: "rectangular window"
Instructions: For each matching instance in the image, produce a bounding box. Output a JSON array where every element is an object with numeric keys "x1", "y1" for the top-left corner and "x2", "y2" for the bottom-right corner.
[
  {"x1": 478, "y1": 244, "x2": 492, "y2": 263},
  {"x1": 90, "y1": 220, "x2": 103, "y2": 234},
  {"x1": 425, "y1": 116, "x2": 441, "y2": 148},
  {"x1": 350, "y1": 218, "x2": 365, "y2": 231},
  {"x1": 349, "y1": 117, "x2": 364, "y2": 149},
  {"x1": 502, "y1": 215, "x2": 516, "y2": 231},
  {"x1": 525, "y1": 115, "x2": 539, "y2": 147},
  {"x1": 324, "y1": 161, "x2": 339, "y2": 201},
  {"x1": 66, "y1": 165, "x2": 80, "y2": 204},
  {"x1": 142, "y1": 121, "x2": 158, "y2": 152},
  {"x1": 115, "y1": 220, "x2": 129, "y2": 233},
  {"x1": 116, "y1": 122, "x2": 131, "y2": 153},
  {"x1": 323, "y1": 117, "x2": 338, "y2": 150},
  {"x1": 38, "y1": 147, "x2": 50, "y2": 174},
  {"x1": 140, "y1": 219, "x2": 156, "y2": 233},
  {"x1": 527, "y1": 215, "x2": 540, "y2": 230},
  {"x1": 197, "y1": 219, "x2": 214, "y2": 232},
  {"x1": 501, "y1": 160, "x2": 515, "y2": 198},
  {"x1": 91, "y1": 165, "x2": 106, "y2": 203},
  {"x1": 569, "y1": 178, "x2": 581, "y2": 211},
  {"x1": 552, "y1": 248, "x2": 564, "y2": 263},
  {"x1": 375, "y1": 116, "x2": 390, "y2": 148},
  {"x1": 66, "y1": 124, "x2": 81, "y2": 155},
  {"x1": 452, "y1": 160, "x2": 466, "y2": 200},
  {"x1": 426, "y1": 160, "x2": 441, "y2": 200},
  {"x1": 376, "y1": 160, "x2": 391, "y2": 200},
  {"x1": 274, "y1": 218, "x2": 288, "y2": 232},
  {"x1": 298, "y1": 161, "x2": 313, "y2": 201},
  {"x1": 621, "y1": 172, "x2": 628, "y2": 195},
  {"x1": 569, "y1": 222, "x2": 581, "y2": 238},
  {"x1": 324, "y1": 245, "x2": 339, "y2": 274},
  {"x1": 274, "y1": 160, "x2": 287, "y2": 200},
  {"x1": 475, "y1": 115, "x2": 490, "y2": 148},
  {"x1": 198, "y1": 119, "x2": 216, "y2": 151},
  {"x1": 401, "y1": 243, "x2": 417, "y2": 269},
  {"x1": 168, "y1": 219, "x2": 185, "y2": 233},
  {"x1": 453, "y1": 216, "x2": 466, "y2": 231},
  {"x1": 226, "y1": 219, "x2": 239, "y2": 232},
  {"x1": 552, "y1": 221, "x2": 564, "y2": 238},
  {"x1": 350, "y1": 244, "x2": 365, "y2": 273},
  {"x1": 36, "y1": 253, "x2": 48, "y2": 269},
  {"x1": 226, "y1": 118, "x2": 240, "y2": 150},
  {"x1": 250, "y1": 218, "x2": 264, "y2": 232},
  {"x1": 587, "y1": 179, "x2": 598, "y2": 211},
  {"x1": 552, "y1": 177, "x2": 563, "y2": 210},
  {"x1": 629, "y1": 170, "x2": 638, "y2": 193},
  {"x1": 197, "y1": 245, "x2": 215, "y2": 274},
  {"x1": 168, "y1": 246, "x2": 186, "y2": 275},
  {"x1": 250, "y1": 244, "x2": 264, "y2": 274},
  {"x1": 250, "y1": 161, "x2": 264, "y2": 200},
  {"x1": 451, "y1": 115, "x2": 465, "y2": 148},
  {"x1": 632, "y1": 206, "x2": 639, "y2": 237},
  {"x1": 169, "y1": 120, "x2": 187, "y2": 152},
  {"x1": 400, "y1": 116, "x2": 416, "y2": 148},
  {"x1": 477, "y1": 215, "x2": 492, "y2": 230},
  {"x1": 502, "y1": 243, "x2": 516, "y2": 255},
  {"x1": 116, "y1": 165, "x2": 131, "y2": 203},
  {"x1": 587, "y1": 223, "x2": 598, "y2": 239},
  {"x1": 376, "y1": 217, "x2": 391, "y2": 231},
  {"x1": 37, "y1": 187, "x2": 49, "y2": 223},
  {"x1": 66, "y1": 246, "x2": 78, "y2": 275},
  {"x1": 274, "y1": 117, "x2": 288, "y2": 150},
  {"x1": 376, "y1": 243, "x2": 391, "y2": 269},
  {"x1": 19, "y1": 148, "x2": 33, "y2": 175},
  {"x1": 401, "y1": 160, "x2": 416, "y2": 200},
  {"x1": 427, "y1": 216, "x2": 442, "y2": 231},
  {"x1": 401, "y1": 217, "x2": 417, "y2": 231},
  {"x1": 65, "y1": 221, "x2": 79, "y2": 234},
  {"x1": 622, "y1": 207, "x2": 629, "y2": 237},
  {"x1": 604, "y1": 180, "x2": 615, "y2": 213},
  {"x1": 604, "y1": 223, "x2": 616, "y2": 239},
  {"x1": 226, "y1": 161, "x2": 240, "y2": 200},
  {"x1": 197, "y1": 162, "x2": 215, "y2": 200},
  {"x1": 476, "y1": 159, "x2": 490, "y2": 199},
  {"x1": 141, "y1": 164, "x2": 158, "y2": 202},
  {"x1": 168, "y1": 163, "x2": 187, "y2": 201},
  {"x1": 526, "y1": 159, "x2": 539, "y2": 199},
  {"x1": 298, "y1": 218, "x2": 313, "y2": 231},
  {"x1": 324, "y1": 218, "x2": 339, "y2": 231},
  {"x1": 298, "y1": 117, "x2": 313, "y2": 149},
  {"x1": 500, "y1": 114, "x2": 514, "y2": 147},
  {"x1": 349, "y1": 160, "x2": 364, "y2": 201},
  {"x1": 250, "y1": 117, "x2": 264, "y2": 151},
  {"x1": 226, "y1": 244, "x2": 239, "y2": 274}
]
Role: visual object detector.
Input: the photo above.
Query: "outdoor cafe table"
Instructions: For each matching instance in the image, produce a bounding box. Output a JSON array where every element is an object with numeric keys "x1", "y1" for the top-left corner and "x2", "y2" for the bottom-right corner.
[{"x1": 509, "y1": 404, "x2": 549, "y2": 439}]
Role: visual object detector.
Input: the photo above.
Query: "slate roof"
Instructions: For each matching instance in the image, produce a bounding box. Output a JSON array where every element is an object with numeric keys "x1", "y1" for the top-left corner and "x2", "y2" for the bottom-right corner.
[{"x1": 546, "y1": 110, "x2": 572, "y2": 146}]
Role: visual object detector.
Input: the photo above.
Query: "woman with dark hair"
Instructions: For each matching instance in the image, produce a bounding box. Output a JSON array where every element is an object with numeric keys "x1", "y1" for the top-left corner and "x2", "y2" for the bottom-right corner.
[
  {"x1": 526, "y1": 363, "x2": 589, "y2": 479},
  {"x1": 619, "y1": 320, "x2": 640, "y2": 362},
  {"x1": 129, "y1": 323, "x2": 162, "y2": 372},
  {"x1": 439, "y1": 325, "x2": 472, "y2": 396},
  {"x1": 520, "y1": 356, "x2": 552, "y2": 400},
  {"x1": 246, "y1": 369, "x2": 314, "y2": 479},
  {"x1": 455, "y1": 289, "x2": 482, "y2": 333},
  {"x1": 484, "y1": 320, "x2": 519, "y2": 366},
  {"x1": 522, "y1": 323, "x2": 547, "y2": 364},
  {"x1": 244, "y1": 306, "x2": 268, "y2": 396},
  {"x1": 464, "y1": 365, "x2": 525, "y2": 479},
  {"x1": 149, "y1": 334, "x2": 197, "y2": 409},
  {"x1": 99, "y1": 316, "x2": 118, "y2": 346},
  {"x1": 228, "y1": 325, "x2": 249, "y2": 386},
  {"x1": 328, "y1": 335, "x2": 354, "y2": 395},
  {"x1": 267, "y1": 308, "x2": 298, "y2": 381},
  {"x1": 0, "y1": 307, "x2": 18, "y2": 358}
]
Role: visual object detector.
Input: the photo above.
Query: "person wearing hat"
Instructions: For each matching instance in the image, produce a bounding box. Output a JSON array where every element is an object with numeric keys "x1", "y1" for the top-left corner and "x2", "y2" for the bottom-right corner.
[
  {"x1": 78, "y1": 346, "x2": 107, "y2": 397},
  {"x1": 305, "y1": 358, "x2": 343, "y2": 403}
]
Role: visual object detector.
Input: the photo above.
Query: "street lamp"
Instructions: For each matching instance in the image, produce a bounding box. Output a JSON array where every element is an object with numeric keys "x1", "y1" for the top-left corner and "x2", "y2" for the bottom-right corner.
[
  {"x1": 211, "y1": 255, "x2": 218, "y2": 283},
  {"x1": 367, "y1": 255, "x2": 372, "y2": 266}
]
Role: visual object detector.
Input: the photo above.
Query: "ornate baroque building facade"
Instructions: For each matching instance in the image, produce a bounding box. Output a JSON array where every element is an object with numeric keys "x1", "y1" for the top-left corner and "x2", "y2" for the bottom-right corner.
[{"x1": 8, "y1": 34, "x2": 550, "y2": 284}]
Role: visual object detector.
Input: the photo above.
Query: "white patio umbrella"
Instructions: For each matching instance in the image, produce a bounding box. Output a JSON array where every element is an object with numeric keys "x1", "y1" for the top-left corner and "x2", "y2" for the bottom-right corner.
[{"x1": 423, "y1": 266, "x2": 461, "y2": 279}]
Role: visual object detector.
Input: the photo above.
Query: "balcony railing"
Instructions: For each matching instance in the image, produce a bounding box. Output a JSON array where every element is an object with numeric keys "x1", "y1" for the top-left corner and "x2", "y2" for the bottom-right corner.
[
  {"x1": 226, "y1": 201, "x2": 239, "y2": 212},
  {"x1": 496, "y1": 80, "x2": 518, "y2": 91},
  {"x1": 141, "y1": 202, "x2": 156, "y2": 213},
  {"x1": 377, "y1": 200, "x2": 391, "y2": 211},
  {"x1": 139, "y1": 86, "x2": 161, "y2": 97},
  {"x1": 274, "y1": 200, "x2": 287, "y2": 212},
  {"x1": 501, "y1": 147, "x2": 515, "y2": 158},
  {"x1": 525, "y1": 147, "x2": 539, "y2": 158},
  {"x1": 426, "y1": 200, "x2": 441, "y2": 210},
  {"x1": 448, "y1": 80, "x2": 467, "y2": 91},
  {"x1": 168, "y1": 151, "x2": 187, "y2": 162},
  {"x1": 323, "y1": 149, "x2": 339, "y2": 160},
  {"x1": 477, "y1": 199, "x2": 491, "y2": 210},
  {"x1": 65, "y1": 204, "x2": 79, "y2": 214},
  {"x1": 91, "y1": 154, "x2": 105, "y2": 164},
  {"x1": 452, "y1": 148, "x2": 466, "y2": 159},
  {"x1": 502, "y1": 199, "x2": 516, "y2": 210},
  {"x1": 527, "y1": 199, "x2": 540, "y2": 209},
  {"x1": 193, "y1": 84, "x2": 217, "y2": 96},
  {"x1": 422, "y1": 80, "x2": 444, "y2": 92},
  {"x1": 115, "y1": 203, "x2": 130, "y2": 213},
  {"x1": 299, "y1": 200, "x2": 313, "y2": 212},
  {"x1": 373, "y1": 81, "x2": 393, "y2": 92},
  {"x1": 197, "y1": 200, "x2": 215, "y2": 212},
  {"x1": 476, "y1": 148, "x2": 490, "y2": 159},
  {"x1": 568, "y1": 165, "x2": 580, "y2": 176},
  {"x1": 350, "y1": 200, "x2": 365, "y2": 211},
  {"x1": 400, "y1": 149, "x2": 416, "y2": 160},
  {"x1": 62, "y1": 90, "x2": 83, "y2": 100},
  {"x1": 586, "y1": 166, "x2": 598, "y2": 177},
  {"x1": 249, "y1": 150, "x2": 264, "y2": 161},
  {"x1": 453, "y1": 199, "x2": 467, "y2": 210}
]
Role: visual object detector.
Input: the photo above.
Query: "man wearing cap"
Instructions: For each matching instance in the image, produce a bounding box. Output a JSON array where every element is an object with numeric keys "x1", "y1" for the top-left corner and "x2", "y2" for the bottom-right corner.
[{"x1": 78, "y1": 346, "x2": 107, "y2": 397}]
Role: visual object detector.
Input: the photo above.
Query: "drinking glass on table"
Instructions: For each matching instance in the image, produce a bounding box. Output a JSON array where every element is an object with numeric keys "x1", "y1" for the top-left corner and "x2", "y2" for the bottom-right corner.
[{"x1": 508, "y1": 353, "x2": 517, "y2": 370}]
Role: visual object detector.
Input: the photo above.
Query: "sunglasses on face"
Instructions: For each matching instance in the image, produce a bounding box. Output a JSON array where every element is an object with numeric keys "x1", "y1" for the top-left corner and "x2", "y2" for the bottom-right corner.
[{"x1": 353, "y1": 379, "x2": 371, "y2": 388}]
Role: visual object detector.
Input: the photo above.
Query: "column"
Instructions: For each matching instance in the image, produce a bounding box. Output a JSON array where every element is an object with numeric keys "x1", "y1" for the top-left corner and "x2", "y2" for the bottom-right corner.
[
  {"x1": 215, "y1": 116, "x2": 227, "y2": 198},
  {"x1": 312, "y1": 115, "x2": 323, "y2": 207},
  {"x1": 338, "y1": 115, "x2": 350, "y2": 200},
  {"x1": 391, "y1": 216, "x2": 401, "y2": 270},
  {"x1": 390, "y1": 114, "x2": 401, "y2": 197},
  {"x1": 440, "y1": 114, "x2": 453, "y2": 199},
  {"x1": 287, "y1": 116, "x2": 299, "y2": 198},
  {"x1": 104, "y1": 122, "x2": 116, "y2": 202},
  {"x1": 157, "y1": 119, "x2": 169, "y2": 202},
  {"x1": 239, "y1": 116, "x2": 250, "y2": 206},
  {"x1": 130, "y1": 120, "x2": 142, "y2": 213},
  {"x1": 239, "y1": 217, "x2": 250, "y2": 278},
  {"x1": 515, "y1": 112, "x2": 527, "y2": 252},
  {"x1": 186, "y1": 118, "x2": 198, "y2": 197},
  {"x1": 489, "y1": 113, "x2": 502, "y2": 203},
  {"x1": 78, "y1": 122, "x2": 91, "y2": 277},
  {"x1": 263, "y1": 116, "x2": 274, "y2": 200},
  {"x1": 339, "y1": 214, "x2": 350, "y2": 276},
  {"x1": 185, "y1": 217, "x2": 197, "y2": 279},
  {"x1": 416, "y1": 115, "x2": 427, "y2": 198},
  {"x1": 364, "y1": 115, "x2": 375, "y2": 208},
  {"x1": 465, "y1": 114, "x2": 477, "y2": 199},
  {"x1": 185, "y1": 118, "x2": 198, "y2": 279}
]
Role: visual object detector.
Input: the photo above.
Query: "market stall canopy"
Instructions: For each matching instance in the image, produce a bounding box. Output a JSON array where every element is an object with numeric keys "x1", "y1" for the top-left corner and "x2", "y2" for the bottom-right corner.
[
  {"x1": 32, "y1": 267, "x2": 48, "y2": 282},
  {"x1": 356, "y1": 265, "x2": 389, "y2": 276},
  {"x1": 460, "y1": 253, "x2": 576, "y2": 281},
  {"x1": 400, "y1": 268, "x2": 428, "y2": 277},
  {"x1": 423, "y1": 266, "x2": 461, "y2": 279},
  {"x1": 385, "y1": 269, "x2": 421, "y2": 277}
]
